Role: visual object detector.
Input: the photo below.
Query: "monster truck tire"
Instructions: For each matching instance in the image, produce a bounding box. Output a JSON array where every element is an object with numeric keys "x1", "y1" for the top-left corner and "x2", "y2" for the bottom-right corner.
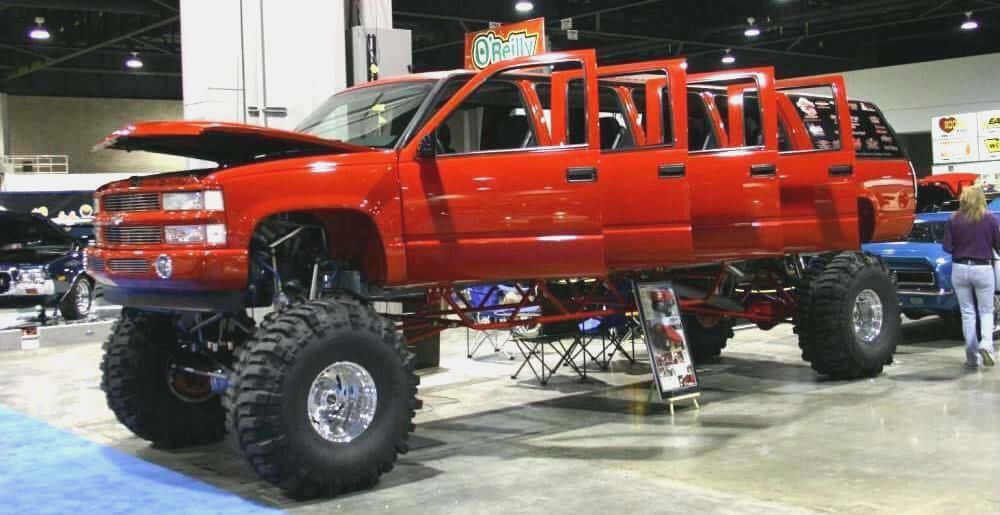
[
  {"x1": 101, "y1": 310, "x2": 226, "y2": 448},
  {"x1": 796, "y1": 252, "x2": 900, "y2": 379},
  {"x1": 229, "y1": 297, "x2": 418, "y2": 499},
  {"x1": 682, "y1": 314, "x2": 733, "y2": 363},
  {"x1": 59, "y1": 276, "x2": 93, "y2": 321}
]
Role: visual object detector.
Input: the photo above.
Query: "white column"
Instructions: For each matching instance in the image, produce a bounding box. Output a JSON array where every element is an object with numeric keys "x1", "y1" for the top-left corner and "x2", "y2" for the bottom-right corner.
[
  {"x1": 180, "y1": 0, "x2": 348, "y2": 131},
  {"x1": 0, "y1": 93, "x2": 8, "y2": 159},
  {"x1": 350, "y1": 0, "x2": 411, "y2": 85}
]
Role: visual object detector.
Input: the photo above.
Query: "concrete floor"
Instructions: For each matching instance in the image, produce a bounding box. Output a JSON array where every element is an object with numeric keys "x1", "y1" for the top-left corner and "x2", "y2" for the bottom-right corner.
[{"x1": 1, "y1": 317, "x2": 999, "y2": 514}]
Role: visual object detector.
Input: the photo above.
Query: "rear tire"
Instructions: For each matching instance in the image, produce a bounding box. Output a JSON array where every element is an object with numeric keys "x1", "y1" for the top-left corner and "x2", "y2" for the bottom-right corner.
[
  {"x1": 101, "y1": 310, "x2": 226, "y2": 448},
  {"x1": 795, "y1": 252, "x2": 900, "y2": 379},
  {"x1": 682, "y1": 315, "x2": 733, "y2": 363},
  {"x1": 229, "y1": 297, "x2": 418, "y2": 499}
]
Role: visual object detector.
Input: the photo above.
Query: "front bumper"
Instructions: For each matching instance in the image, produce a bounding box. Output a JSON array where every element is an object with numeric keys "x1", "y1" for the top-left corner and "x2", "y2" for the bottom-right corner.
[
  {"x1": 86, "y1": 247, "x2": 249, "y2": 310},
  {"x1": 898, "y1": 288, "x2": 958, "y2": 314}
]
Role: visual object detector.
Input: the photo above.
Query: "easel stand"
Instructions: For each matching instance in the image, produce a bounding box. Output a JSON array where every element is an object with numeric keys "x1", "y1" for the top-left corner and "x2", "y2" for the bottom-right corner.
[{"x1": 666, "y1": 392, "x2": 701, "y2": 416}]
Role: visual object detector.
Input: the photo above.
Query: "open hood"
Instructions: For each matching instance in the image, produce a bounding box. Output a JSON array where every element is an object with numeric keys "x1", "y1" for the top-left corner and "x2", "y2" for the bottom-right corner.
[{"x1": 94, "y1": 121, "x2": 373, "y2": 166}]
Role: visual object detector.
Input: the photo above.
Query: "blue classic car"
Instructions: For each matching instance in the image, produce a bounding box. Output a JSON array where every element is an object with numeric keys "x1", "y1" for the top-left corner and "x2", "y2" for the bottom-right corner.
[
  {"x1": 0, "y1": 211, "x2": 94, "y2": 321},
  {"x1": 863, "y1": 211, "x2": 999, "y2": 331}
]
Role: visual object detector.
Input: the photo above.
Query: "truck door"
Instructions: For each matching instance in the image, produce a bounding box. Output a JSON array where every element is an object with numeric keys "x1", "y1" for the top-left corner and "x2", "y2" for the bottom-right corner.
[
  {"x1": 398, "y1": 51, "x2": 604, "y2": 283},
  {"x1": 774, "y1": 76, "x2": 859, "y2": 251},
  {"x1": 686, "y1": 69, "x2": 783, "y2": 260},
  {"x1": 588, "y1": 60, "x2": 695, "y2": 269}
]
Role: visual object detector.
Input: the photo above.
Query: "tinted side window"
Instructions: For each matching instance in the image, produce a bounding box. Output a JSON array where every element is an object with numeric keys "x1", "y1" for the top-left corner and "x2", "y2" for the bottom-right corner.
[
  {"x1": 598, "y1": 87, "x2": 634, "y2": 150},
  {"x1": 630, "y1": 86, "x2": 673, "y2": 146},
  {"x1": 438, "y1": 80, "x2": 536, "y2": 154},
  {"x1": 687, "y1": 92, "x2": 718, "y2": 151},
  {"x1": 850, "y1": 101, "x2": 905, "y2": 158}
]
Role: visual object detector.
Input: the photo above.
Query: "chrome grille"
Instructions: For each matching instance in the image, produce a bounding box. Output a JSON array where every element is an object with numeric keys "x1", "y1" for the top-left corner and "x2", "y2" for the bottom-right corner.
[
  {"x1": 886, "y1": 258, "x2": 936, "y2": 287},
  {"x1": 103, "y1": 226, "x2": 162, "y2": 245},
  {"x1": 108, "y1": 259, "x2": 148, "y2": 273},
  {"x1": 88, "y1": 256, "x2": 106, "y2": 273},
  {"x1": 102, "y1": 192, "x2": 160, "y2": 212}
]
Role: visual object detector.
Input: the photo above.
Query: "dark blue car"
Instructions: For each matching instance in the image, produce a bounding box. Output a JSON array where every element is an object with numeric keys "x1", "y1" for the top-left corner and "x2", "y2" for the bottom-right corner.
[
  {"x1": 863, "y1": 211, "x2": 999, "y2": 330},
  {"x1": 0, "y1": 211, "x2": 94, "y2": 320}
]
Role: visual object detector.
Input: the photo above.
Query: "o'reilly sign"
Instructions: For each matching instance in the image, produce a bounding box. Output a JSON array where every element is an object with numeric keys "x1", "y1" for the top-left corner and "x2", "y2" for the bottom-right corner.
[{"x1": 464, "y1": 18, "x2": 547, "y2": 71}]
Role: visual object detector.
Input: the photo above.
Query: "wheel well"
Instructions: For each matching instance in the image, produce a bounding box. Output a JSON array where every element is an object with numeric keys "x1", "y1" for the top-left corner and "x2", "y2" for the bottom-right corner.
[
  {"x1": 858, "y1": 198, "x2": 875, "y2": 243},
  {"x1": 248, "y1": 210, "x2": 386, "y2": 304}
]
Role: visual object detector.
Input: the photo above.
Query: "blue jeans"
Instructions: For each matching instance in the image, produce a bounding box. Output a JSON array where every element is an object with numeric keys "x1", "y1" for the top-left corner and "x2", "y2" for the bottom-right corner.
[{"x1": 951, "y1": 263, "x2": 995, "y2": 366}]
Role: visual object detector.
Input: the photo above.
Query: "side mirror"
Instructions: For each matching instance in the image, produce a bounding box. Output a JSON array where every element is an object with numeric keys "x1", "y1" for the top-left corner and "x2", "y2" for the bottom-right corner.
[{"x1": 417, "y1": 133, "x2": 436, "y2": 159}]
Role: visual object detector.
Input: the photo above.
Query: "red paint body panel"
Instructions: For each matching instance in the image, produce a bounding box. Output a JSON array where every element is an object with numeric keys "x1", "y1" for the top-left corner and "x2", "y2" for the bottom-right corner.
[
  {"x1": 918, "y1": 172, "x2": 979, "y2": 198},
  {"x1": 86, "y1": 50, "x2": 916, "y2": 307}
]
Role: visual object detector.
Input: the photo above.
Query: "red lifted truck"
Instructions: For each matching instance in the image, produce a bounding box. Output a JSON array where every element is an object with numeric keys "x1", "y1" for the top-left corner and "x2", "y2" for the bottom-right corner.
[{"x1": 89, "y1": 50, "x2": 915, "y2": 498}]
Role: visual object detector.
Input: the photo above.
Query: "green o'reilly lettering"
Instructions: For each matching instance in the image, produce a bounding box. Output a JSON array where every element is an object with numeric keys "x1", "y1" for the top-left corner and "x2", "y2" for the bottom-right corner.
[{"x1": 471, "y1": 29, "x2": 539, "y2": 70}]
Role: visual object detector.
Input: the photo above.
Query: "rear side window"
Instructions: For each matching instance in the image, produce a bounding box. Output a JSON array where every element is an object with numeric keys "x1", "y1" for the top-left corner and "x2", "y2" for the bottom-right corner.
[
  {"x1": 850, "y1": 101, "x2": 904, "y2": 158},
  {"x1": 782, "y1": 90, "x2": 842, "y2": 151},
  {"x1": 784, "y1": 94, "x2": 903, "y2": 158}
]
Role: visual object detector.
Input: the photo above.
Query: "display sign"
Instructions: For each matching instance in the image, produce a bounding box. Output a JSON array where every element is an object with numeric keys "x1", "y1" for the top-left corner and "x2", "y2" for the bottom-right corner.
[
  {"x1": 932, "y1": 112, "x2": 981, "y2": 163},
  {"x1": 464, "y1": 18, "x2": 547, "y2": 71},
  {"x1": 632, "y1": 282, "x2": 700, "y2": 399},
  {"x1": 979, "y1": 110, "x2": 1000, "y2": 162}
]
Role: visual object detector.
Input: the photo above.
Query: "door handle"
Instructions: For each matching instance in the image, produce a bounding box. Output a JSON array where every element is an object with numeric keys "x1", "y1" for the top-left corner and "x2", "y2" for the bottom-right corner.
[
  {"x1": 750, "y1": 163, "x2": 777, "y2": 177},
  {"x1": 567, "y1": 166, "x2": 598, "y2": 183},
  {"x1": 658, "y1": 163, "x2": 686, "y2": 179},
  {"x1": 829, "y1": 164, "x2": 853, "y2": 176}
]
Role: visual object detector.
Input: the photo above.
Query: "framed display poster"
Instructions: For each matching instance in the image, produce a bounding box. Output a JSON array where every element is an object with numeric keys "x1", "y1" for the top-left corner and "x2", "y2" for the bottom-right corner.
[
  {"x1": 932, "y1": 112, "x2": 979, "y2": 164},
  {"x1": 979, "y1": 110, "x2": 1000, "y2": 162},
  {"x1": 632, "y1": 281, "x2": 700, "y2": 400}
]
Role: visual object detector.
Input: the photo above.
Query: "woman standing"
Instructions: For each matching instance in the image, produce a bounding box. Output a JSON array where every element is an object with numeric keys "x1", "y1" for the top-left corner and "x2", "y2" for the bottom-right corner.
[{"x1": 942, "y1": 186, "x2": 1000, "y2": 369}]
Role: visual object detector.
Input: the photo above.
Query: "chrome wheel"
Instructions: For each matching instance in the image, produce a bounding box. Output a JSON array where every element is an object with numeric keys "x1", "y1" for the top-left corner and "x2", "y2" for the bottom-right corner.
[
  {"x1": 75, "y1": 279, "x2": 92, "y2": 315},
  {"x1": 852, "y1": 289, "x2": 884, "y2": 344},
  {"x1": 307, "y1": 361, "x2": 378, "y2": 443}
]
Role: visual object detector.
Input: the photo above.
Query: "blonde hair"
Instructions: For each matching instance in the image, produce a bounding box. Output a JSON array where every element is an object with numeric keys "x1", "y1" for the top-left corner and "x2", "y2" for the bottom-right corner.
[{"x1": 959, "y1": 185, "x2": 987, "y2": 222}]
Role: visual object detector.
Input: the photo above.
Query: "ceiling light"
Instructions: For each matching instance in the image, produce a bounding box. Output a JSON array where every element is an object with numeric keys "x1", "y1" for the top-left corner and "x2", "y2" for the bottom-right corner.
[
  {"x1": 961, "y1": 12, "x2": 979, "y2": 30},
  {"x1": 125, "y1": 52, "x2": 143, "y2": 69},
  {"x1": 744, "y1": 17, "x2": 761, "y2": 37},
  {"x1": 29, "y1": 17, "x2": 50, "y2": 40},
  {"x1": 721, "y1": 50, "x2": 735, "y2": 65},
  {"x1": 515, "y1": 1, "x2": 534, "y2": 13}
]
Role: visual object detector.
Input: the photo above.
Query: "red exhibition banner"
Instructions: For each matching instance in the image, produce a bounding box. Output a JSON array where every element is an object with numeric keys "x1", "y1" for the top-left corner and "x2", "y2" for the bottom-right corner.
[{"x1": 464, "y1": 18, "x2": 547, "y2": 71}]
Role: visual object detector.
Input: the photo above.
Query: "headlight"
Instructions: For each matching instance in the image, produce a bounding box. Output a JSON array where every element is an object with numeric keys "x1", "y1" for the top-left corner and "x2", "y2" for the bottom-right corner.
[
  {"x1": 164, "y1": 224, "x2": 227, "y2": 245},
  {"x1": 18, "y1": 267, "x2": 48, "y2": 284},
  {"x1": 162, "y1": 191, "x2": 224, "y2": 211}
]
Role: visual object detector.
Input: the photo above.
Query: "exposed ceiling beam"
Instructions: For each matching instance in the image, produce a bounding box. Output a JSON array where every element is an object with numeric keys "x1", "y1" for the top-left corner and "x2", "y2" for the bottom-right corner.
[
  {"x1": 551, "y1": 28, "x2": 848, "y2": 61},
  {"x1": 740, "y1": 5, "x2": 1000, "y2": 54},
  {"x1": 0, "y1": 64, "x2": 180, "y2": 77},
  {"x1": 127, "y1": 36, "x2": 174, "y2": 55},
  {"x1": 0, "y1": 0, "x2": 162, "y2": 15},
  {"x1": 0, "y1": 42, "x2": 51, "y2": 61},
  {"x1": 3, "y1": 16, "x2": 179, "y2": 82},
  {"x1": 148, "y1": 0, "x2": 177, "y2": 12}
]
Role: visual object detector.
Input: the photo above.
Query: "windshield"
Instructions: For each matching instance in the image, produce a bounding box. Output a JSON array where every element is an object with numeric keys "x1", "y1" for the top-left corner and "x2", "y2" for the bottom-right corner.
[
  {"x1": 0, "y1": 215, "x2": 72, "y2": 249},
  {"x1": 907, "y1": 221, "x2": 946, "y2": 243},
  {"x1": 296, "y1": 81, "x2": 434, "y2": 149}
]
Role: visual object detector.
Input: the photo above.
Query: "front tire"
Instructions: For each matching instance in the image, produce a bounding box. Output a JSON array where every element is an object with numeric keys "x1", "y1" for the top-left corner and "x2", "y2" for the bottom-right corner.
[
  {"x1": 795, "y1": 252, "x2": 900, "y2": 379},
  {"x1": 101, "y1": 310, "x2": 226, "y2": 448},
  {"x1": 59, "y1": 276, "x2": 93, "y2": 320},
  {"x1": 229, "y1": 297, "x2": 418, "y2": 499}
]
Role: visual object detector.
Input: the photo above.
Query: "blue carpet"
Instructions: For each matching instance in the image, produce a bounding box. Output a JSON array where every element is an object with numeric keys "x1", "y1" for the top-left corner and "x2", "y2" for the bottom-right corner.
[{"x1": 0, "y1": 405, "x2": 280, "y2": 515}]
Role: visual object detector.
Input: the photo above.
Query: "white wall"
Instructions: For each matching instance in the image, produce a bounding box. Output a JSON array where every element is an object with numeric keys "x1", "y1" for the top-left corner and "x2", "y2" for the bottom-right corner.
[
  {"x1": 839, "y1": 53, "x2": 1000, "y2": 134},
  {"x1": 181, "y1": 0, "x2": 348, "y2": 131},
  {"x1": 4, "y1": 95, "x2": 186, "y2": 173}
]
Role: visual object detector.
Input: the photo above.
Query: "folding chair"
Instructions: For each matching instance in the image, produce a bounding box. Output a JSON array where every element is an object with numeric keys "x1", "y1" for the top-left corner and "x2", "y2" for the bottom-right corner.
[
  {"x1": 509, "y1": 326, "x2": 590, "y2": 385},
  {"x1": 570, "y1": 315, "x2": 637, "y2": 371}
]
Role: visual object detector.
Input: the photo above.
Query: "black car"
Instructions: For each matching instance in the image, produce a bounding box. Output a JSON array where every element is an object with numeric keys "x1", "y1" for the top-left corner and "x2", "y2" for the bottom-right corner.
[{"x1": 0, "y1": 211, "x2": 94, "y2": 320}]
